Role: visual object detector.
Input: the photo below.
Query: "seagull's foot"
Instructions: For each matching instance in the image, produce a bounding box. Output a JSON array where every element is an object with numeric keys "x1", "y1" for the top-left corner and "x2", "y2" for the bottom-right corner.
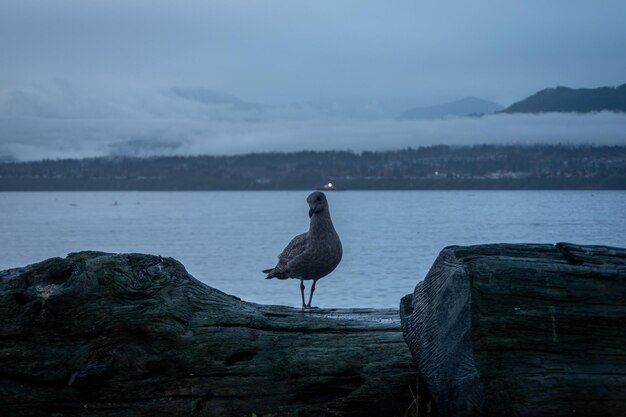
[{"x1": 302, "y1": 305, "x2": 320, "y2": 310}]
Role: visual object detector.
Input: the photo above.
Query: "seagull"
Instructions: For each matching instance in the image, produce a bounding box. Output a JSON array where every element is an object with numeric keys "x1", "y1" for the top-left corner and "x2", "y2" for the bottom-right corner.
[{"x1": 263, "y1": 191, "x2": 342, "y2": 309}]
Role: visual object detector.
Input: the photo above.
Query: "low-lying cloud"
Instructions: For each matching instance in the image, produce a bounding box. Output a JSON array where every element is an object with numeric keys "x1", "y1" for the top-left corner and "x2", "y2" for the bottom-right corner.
[{"x1": 1, "y1": 85, "x2": 625, "y2": 161}]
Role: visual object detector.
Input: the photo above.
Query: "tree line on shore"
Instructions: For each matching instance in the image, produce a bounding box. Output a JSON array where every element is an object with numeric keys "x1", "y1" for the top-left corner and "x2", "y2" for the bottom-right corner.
[{"x1": 0, "y1": 144, "x2": 625, "y2": 190}]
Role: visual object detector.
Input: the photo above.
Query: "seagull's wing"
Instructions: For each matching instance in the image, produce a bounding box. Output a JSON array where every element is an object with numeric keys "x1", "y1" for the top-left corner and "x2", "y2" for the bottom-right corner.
[
  {"x1": 263, "y1": 232, "x2": 308, "y2": 278},
  {"x1": 278, "y1": 233, "x2": 308, "y2": 266}
]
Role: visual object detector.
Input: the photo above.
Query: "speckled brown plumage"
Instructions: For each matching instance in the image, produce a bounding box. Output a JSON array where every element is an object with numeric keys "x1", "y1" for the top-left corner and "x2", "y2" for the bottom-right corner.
[{"x1": 263, "y1": 191, "x2": 342, "y2": 308}]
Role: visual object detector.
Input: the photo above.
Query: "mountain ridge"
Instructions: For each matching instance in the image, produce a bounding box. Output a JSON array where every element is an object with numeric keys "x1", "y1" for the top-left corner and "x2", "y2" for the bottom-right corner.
[{"x1": 501, "y1": 84, "x2": 626, "y2": 114}]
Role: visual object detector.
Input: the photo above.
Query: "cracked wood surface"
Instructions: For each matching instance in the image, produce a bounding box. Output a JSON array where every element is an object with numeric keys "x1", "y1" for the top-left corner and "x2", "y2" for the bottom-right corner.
[
  {"x1": 400, "y1": 243, "x2": 626, "y2": 417},
  {"x1": 0, "y1": 252, "x2": 416, "y2": 417}
]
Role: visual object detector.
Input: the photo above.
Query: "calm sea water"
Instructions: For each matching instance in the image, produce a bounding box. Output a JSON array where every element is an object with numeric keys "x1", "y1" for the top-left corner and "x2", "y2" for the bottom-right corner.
[{"x1": 1, "y1": 191, "x2": 624, "y2": 308}]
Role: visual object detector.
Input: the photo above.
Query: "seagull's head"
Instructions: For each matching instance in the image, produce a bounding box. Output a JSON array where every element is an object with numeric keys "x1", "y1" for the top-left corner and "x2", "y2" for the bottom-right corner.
[{"x1": 307, "y1": 191, "x2": 328, "y2": 218}]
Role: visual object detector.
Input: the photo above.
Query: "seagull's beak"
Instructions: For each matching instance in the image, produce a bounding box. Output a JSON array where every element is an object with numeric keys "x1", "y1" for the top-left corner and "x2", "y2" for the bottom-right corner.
[{"x1": 309, "y1": 203, "x2": 323, "y2": 218}]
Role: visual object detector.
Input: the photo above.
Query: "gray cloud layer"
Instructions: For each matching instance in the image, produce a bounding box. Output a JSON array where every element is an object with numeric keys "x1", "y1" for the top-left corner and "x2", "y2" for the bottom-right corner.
[{"x1": 1, "y1": 82, "x2": 625, "y2": 161}]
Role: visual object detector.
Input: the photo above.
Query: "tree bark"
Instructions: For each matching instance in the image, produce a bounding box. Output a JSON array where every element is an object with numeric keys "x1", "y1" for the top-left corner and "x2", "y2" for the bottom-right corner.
[
  {"x1": 400, "y1": 242, "x2": 626, "y2": 417},
  {"x1": 0, "y1": 252, "x2": 416, "y2": 417}
]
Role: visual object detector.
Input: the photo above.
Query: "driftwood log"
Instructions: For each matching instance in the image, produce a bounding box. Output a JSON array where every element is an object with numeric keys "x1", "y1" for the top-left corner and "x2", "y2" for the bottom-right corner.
[
  {"x1": 400, "y1": 243, "x2": 626, "y2": 417},
  {"x1": 0, "y1": 252, "x2": 417, "y2": 417}
]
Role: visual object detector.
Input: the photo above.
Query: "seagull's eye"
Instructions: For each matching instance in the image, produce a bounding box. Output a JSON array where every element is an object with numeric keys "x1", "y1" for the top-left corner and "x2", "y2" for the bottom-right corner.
[{"x1": 316, "y1": 196, "x2": 321, "y2": 201}]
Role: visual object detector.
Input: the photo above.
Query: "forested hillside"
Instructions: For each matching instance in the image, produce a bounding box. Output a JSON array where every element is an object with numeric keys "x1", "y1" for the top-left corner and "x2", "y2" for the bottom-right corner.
[{"x1": 1, "y1": 145, "x2": 625, "y2": 190}]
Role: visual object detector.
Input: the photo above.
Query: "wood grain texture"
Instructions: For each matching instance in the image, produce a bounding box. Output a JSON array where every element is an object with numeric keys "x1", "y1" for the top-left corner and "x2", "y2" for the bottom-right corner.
[
  {"x1": 400, "y1": 243, "x2": 626, "y2": 417},
  {"x1": 0, "y1": 252, "x2": 416, "y2": 417}
]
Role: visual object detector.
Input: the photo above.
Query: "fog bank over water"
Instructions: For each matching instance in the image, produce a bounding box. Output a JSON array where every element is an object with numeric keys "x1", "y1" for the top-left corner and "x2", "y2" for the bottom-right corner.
[
  {"x1": 0, "y1": 82, "x2": 625, "y2": 162},
  {"x1": 1, "y1": 110, "x2": 626, "y2": 161}
]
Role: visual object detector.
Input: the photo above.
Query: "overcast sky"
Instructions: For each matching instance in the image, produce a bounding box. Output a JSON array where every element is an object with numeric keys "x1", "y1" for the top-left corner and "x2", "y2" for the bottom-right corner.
[
  {"x1": 1, "y1": 1, "x2": 625, "y2": 160},
  {"x1": 2, "y1": 0, "x2": 625, "y2": 105}
]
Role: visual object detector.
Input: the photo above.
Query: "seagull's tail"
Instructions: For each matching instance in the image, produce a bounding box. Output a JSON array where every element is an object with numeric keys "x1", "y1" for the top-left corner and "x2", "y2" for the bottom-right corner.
[{"x1": 262, "y1": 268, "x2": 276, "y2": 279}]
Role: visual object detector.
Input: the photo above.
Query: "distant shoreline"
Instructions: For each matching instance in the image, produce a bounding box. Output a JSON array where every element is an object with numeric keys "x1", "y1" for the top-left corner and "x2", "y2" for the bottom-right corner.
[
  {"x1": 1, "y1": 185, "x2": 625, "y2": 191},
  {"x1": 1, "y1": 144, "x2": 625, "y2": 191},
  {"x1": 2, "y1": 179, "x2": 624, "y2": 191}
]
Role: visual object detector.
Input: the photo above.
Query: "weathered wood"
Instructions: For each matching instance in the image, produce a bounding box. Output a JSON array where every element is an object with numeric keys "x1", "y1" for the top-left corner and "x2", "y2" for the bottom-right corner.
[
  {"x1": 400, "y1": 243, "x2": 626, "y2": 417},
  {"x1": 0, "y1": 252, "x2": 416, "y2": 417}
]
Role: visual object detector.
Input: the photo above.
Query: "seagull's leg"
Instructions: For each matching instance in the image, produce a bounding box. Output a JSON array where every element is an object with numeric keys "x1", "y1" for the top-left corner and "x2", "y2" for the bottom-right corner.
[
  {"x1": 300, "y1": 279, "x2": 306, "y2": 309},
  {"x1": 306, "y1": 279, "x2": 317, "y2": 308}
]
